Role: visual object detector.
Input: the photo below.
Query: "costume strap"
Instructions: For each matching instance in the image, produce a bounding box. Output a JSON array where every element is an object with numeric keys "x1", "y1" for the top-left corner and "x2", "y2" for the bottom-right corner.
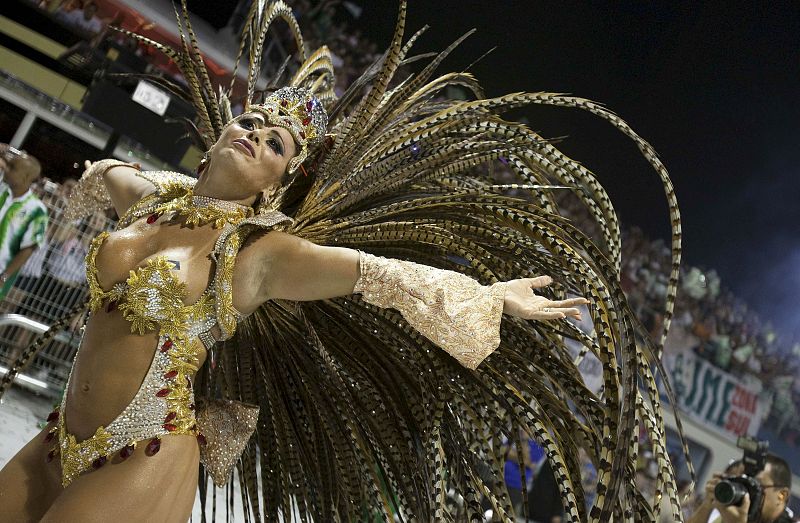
[{"x1": 212, "y1": 211, "x2": 293, "y2": 340}]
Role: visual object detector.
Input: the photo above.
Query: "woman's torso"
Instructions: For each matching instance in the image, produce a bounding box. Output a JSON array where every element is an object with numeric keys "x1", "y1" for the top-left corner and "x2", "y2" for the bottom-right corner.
[{"x1": 65, "y1": 213, "x2": 221, "y2": 440}]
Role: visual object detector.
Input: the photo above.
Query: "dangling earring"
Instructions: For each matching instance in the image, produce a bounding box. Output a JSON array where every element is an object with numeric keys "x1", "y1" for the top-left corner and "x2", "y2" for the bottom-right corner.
[{"x1": 197, "y1": 151, "x2": 210, "y2": 175}]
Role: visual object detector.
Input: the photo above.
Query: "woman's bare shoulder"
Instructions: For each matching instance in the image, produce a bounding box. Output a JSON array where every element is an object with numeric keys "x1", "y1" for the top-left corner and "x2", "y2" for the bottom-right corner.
[
  {"x1": 103, "y1": 164, "x2": 156, "y2": 217},
  {"x1": 235, "y1": 229, "x2": 302, "y2": 273}
]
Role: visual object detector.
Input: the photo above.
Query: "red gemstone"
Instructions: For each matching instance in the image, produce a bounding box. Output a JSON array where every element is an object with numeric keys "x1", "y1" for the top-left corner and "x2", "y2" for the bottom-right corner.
[
  {"x1": 43, "y1": 431, "x2": 55, "y2": 443},
  {"x1": 156, "y1": 388, "x2": 170, "y2": 397},
  {"x1": 299, "y1": 131, "x2": 305, "y2": 139},
  {"x1": 306, "y1": 100, "x2": 313, "y2": 111},
  {"x1": 146, "y1": 437, "x2": 161, "y2": 455},
  {"x1": 163, "y1": 423, "x2": 178, "y2": 432},
  {"x1": 163, "y1": 370, "x2": 178, "y2": 380},
  {"x1": 119, "y1": 444, "x2": 134, "y2": 460},
  {"x1": 196, "y1": 433, "x2": 207, "y2": 446},
  {"x1": 164, "y1": 411, "x2": 177, "y2": 423},
  {"x1": 160, "y1": 339, "x2": 173, "y2": 352},
  {"x1": 280, "y1": 99, "x2": 287, "y2": 107},
  {"x1": 302, "y1": 117, "x2": 311, "y2": 126},
  {"x1": 146, "y1": 213, "x2": 160, "y2": 224},
  {"x1": 92, "y1": 455, "x2": 107, "y2": 469},
  {"x1": 46, "y1": 449, "x2": 56, "y2": 463},
  {"x1": 46, "y1": 410, "x2": 59, "y2": 422}
]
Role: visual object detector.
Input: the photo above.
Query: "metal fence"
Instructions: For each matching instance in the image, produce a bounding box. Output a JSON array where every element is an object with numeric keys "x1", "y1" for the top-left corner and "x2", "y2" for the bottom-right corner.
[{"x1": 0, "y1": 179, "x2": 114, "y2": 399}]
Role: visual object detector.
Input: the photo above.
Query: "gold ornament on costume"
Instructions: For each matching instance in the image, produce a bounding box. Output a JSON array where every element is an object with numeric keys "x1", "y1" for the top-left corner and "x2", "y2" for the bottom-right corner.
[
  {"x1": 155, "y1": 183, "x2": 255, "y2": 228},
  {"x1": 118, "y1": 257, "x2": 190, "y2": 336},
  {"x1": 58, "y1": 424, "x2": 114, "y2": 486}
]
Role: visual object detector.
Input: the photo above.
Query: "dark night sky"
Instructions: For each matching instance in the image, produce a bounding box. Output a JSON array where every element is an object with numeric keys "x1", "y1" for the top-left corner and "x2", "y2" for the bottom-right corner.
[{"x1": 351, "y1": 2, "x2": 800, "y2": 339}]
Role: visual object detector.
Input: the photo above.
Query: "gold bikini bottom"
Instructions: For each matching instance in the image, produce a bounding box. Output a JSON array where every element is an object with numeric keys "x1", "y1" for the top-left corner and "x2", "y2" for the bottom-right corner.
[
  {"x1": 43, "y1": 332, "x2": 259, "y2": 487},
  {"x1": 45, "y1": 332, "x2": 201, "y2": 487}
]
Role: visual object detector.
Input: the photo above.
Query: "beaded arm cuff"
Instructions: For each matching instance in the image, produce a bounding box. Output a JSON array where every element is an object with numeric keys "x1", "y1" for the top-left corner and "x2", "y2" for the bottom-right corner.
[
  {"x1": 354, "y1": 252, "x2": 507, "y2": 370},
  {"x1": 196, "y1": 399, "x2": 259, "y2": 487},
  {"x1": 63, "y1": 159, "x2": 139, "y2": 222}
]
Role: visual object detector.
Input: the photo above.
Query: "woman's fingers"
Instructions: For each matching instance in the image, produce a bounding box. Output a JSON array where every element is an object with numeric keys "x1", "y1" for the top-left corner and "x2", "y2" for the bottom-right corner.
[
  {"x1": 544, "y1": 297, "x2": 589, "y2": 308},
  {"x1": 527, "y1": 306, "x2": 583, "y2": 321},
  {"x1": 506, "y1": 276, "x2": 591, "y2": 321},
  {"x1": 526, "y1": 276, "x2": 553, "y2": 288},
  {"x1": 533, "y1": 311, "x2": 566, "y2": 320}
]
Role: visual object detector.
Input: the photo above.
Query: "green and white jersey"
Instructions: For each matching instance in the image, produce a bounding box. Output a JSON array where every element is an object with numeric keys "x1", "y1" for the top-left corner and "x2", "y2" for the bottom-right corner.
[{"x1": 0, "y1": 181, "x2": 48, "y2": 297}]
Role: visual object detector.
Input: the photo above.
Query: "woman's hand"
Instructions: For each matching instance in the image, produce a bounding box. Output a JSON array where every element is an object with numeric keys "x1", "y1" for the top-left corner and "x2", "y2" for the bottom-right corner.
[{"x1": 502, "y1": 276, "x2": 588, "y2": 321}]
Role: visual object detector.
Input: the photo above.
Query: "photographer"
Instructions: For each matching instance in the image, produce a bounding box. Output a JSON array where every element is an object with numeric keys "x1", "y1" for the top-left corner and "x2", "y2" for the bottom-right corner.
[{"x1": 688, "y1": 454, "x2": 792, "y2": 523}]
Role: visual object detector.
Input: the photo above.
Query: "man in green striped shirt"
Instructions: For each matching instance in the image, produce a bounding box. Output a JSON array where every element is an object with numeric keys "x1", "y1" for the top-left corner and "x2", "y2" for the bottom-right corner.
[{"x1": 0, "y1": 144, "x2": 48, "y2": 300}]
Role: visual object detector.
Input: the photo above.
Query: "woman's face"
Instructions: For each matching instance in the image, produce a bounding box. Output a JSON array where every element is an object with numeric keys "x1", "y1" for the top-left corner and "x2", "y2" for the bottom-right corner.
[{"x1": 205, "y1": 112, "x2": 298, "y2": 199}]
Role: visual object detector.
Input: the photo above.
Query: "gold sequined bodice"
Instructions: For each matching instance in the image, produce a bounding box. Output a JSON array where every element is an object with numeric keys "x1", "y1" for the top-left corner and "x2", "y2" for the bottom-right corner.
[{"x1": 85, "y1": 231, "x2": 216, "y2": 338}]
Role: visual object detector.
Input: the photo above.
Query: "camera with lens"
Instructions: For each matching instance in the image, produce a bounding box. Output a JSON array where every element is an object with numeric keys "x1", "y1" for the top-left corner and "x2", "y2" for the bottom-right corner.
[{"x1": 714, "y1": 436, "x2": 769, "y2": 522}]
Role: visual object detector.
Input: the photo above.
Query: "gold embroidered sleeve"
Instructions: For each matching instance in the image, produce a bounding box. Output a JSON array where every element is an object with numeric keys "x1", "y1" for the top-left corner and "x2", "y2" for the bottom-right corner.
[
  {"x1": 63, "y1": 159, "x2": 139, "y2": 222},
  {"x1": 354, "y1": 252, "x2": 507, "y2": 370}
]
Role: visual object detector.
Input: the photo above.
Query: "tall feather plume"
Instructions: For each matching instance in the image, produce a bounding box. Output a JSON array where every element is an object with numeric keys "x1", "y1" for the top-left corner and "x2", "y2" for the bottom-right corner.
[
  {"x1": 203, "y1": 2, "x2": 691, "y2": 520},
  {"x1": 243, "y1": 1, "x2": 306, "y2": 112}
]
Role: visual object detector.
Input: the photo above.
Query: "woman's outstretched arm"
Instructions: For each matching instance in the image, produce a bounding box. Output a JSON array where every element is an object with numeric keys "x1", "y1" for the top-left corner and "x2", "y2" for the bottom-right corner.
[
  {"x1": 237, "y1": 230, "x2": 586, "y2": 321},
  {"x1": 235, "y1": 230, "x2": 587, "y2": 369}
]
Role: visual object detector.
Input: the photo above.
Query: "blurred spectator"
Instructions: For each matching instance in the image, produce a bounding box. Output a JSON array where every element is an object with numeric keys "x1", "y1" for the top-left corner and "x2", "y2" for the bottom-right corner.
[
  {"x1": 527, "y1": 459, "x2": 567, "y2": 523},
  {"x1": 57, "y1": 0, "x2": 104, "y2": 37},
  {"x1": 0, "y1": 145, "x2": 48, "y2": 301},
  {"x1": 503, "y1": 433, "x2": 545, "y2": 515}
]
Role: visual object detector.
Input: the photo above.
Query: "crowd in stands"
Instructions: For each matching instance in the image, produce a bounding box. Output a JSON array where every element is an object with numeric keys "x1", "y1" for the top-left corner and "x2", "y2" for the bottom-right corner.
[
  {"x1": 557, "y1": 191, "x2": 800, "y2": 519},
  {"x1": 555, "y1": 188, "x2": 800, "y2": 445},
  {"x1": 620, "y1": 224, "x2": 800, "y2": 442}
]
